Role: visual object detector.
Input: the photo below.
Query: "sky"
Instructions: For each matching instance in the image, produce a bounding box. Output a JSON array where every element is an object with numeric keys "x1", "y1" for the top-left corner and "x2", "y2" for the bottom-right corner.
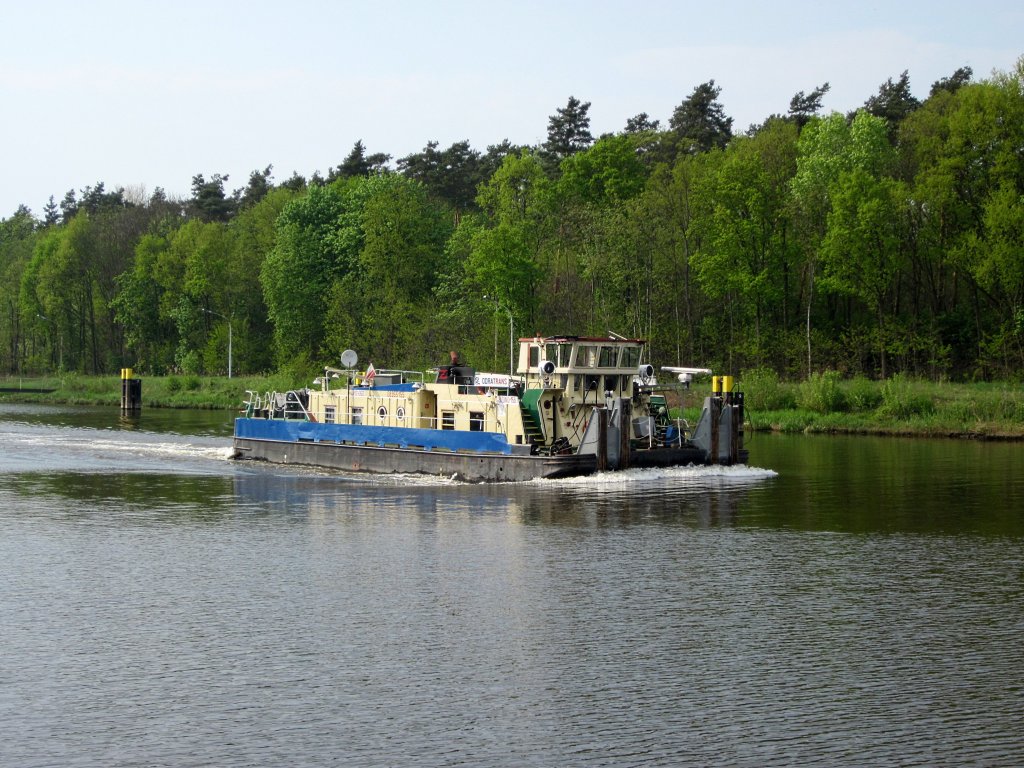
[{"x1": 1, "y1": 0, "x2": 1021, "y2": 218}]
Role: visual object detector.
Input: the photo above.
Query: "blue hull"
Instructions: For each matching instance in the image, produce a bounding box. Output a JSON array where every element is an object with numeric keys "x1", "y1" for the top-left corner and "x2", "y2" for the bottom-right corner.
[{"x1": 232, "y1": 418, "x2": 596, "y2": 482}]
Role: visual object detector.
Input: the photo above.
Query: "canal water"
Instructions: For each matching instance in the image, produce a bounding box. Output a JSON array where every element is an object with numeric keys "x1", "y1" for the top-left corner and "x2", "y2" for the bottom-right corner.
[{"x1": 1, "y1": 403, "x2": 1022, "y2": 767}]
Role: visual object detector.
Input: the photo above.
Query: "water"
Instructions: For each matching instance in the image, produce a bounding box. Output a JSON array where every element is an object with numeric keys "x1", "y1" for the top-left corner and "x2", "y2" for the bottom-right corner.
[{"x1": 1, "y1": 403, "x2": 1022, "y2": 766}]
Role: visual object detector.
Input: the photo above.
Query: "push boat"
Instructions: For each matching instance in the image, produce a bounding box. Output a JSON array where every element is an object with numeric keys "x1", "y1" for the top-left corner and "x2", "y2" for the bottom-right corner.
[{"x1": 232, "y1": 335, "x2": 747, "y2": 482}]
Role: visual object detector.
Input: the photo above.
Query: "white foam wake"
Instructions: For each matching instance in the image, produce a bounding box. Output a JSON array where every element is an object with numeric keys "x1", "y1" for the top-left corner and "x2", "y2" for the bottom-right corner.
[{"x1": 534, "y1": 463, "x2": 777, "y2": 487}]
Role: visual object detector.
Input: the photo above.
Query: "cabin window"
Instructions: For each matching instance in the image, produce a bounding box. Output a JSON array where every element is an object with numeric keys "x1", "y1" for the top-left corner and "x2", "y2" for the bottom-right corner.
[
  {"x1": 351, "y1": 407, "x2": 364, "y2": 425},
  {"x1": 529, "y1": 345, "x2": 540, "y2": 368},
  {"x1": 579, "y1": 345, "x2": 597, "y2": 367},
  {"x1": 559, "y1": 343, "x2": 574, "y2": 367},
  {"x1": 469, "y1": 411, "x2": 484, "y2": 431},
  {"x1": 604, "y1": 374, "x2": 619, "y2": 393},
  {"x1": 585, "y1": 374, "x2": 600, "y2": 391},
  {"x1": 396, "y1": 406, "x2": 406, "y2": 422},
  {"x1": 621, "y1": 375, "x2": 632, "y2": 392},
  {"x1": 621, "y1": 346, "x2": 641, "y2": 369},
  {"x1": 599, "y1": 346, "x2": 617, "y2": 367},
  {"x1": 377, "y1": 406, "x2": 388, "y2": 422},
  {"x1": 545, "y1": 343, "x2": 558, "y2": 365},
  {"x1": 323, "y1": 405, "x2": 336, "y2": 424},
  {"x1": 441, "y1": 411, "x2": 455, "y2": 430}
]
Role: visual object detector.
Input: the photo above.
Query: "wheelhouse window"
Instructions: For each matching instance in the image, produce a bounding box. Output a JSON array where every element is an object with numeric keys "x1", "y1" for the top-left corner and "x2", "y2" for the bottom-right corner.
[
  {"x1": 529, "y1": 345, "x2": 540, "y2": 368},
  {"x1": 621, "y1": 346, "x2": 641, "y2": 369},
  {"x1": 579, "y1": 345, "x2": 597, "y2": 367},
  {"x1": 559, "y1": 343, "x2": 574, "y2": 367},
  {"x1": 599, "y1": 346, "x2": 617, "y2": 367},
  {"x1": 545, "y1": 343, "x2": 559, "y2": 365}
]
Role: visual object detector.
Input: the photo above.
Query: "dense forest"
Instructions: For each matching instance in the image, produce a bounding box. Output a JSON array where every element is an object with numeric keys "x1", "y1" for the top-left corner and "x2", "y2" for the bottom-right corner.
[{"x1": 2, "y1": 59, "x2": 1022, "y2": 382}]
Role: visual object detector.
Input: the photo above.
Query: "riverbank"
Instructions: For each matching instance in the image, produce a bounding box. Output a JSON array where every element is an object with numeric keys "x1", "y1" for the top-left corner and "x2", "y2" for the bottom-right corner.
[
  {"x1": 0, "y1": 373, "x2": 293, "y2": 411},
  {"x1": 731, "y1": 370, "x2": 1024, "y2": 440},
  {"x1": 2, "y1": 372, "x2": 1022, "y2": 440}
]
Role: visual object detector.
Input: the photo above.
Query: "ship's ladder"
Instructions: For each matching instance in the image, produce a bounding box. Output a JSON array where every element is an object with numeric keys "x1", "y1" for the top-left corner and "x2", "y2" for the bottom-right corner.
[{"x1": 519, "y1": 404, "x2": 546, "y2": 448}]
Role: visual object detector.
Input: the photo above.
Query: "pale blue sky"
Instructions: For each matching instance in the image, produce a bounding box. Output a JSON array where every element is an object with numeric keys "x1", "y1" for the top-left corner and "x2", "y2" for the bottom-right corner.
[{"x1": 1, "y1": 0, "x2": 1020, "y2": 217}]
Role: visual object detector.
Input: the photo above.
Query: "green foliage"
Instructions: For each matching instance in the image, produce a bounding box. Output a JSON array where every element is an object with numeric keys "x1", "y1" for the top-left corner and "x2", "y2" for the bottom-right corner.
[
  {"x1": 261, "y1": 183, "x2": 349, "y2": 364},
  {"x1": 845, "y1": 375, "x2": 883, "y2": 411},
  {"x1": 541, "y1": 96, "x2": 594, "y2": 168},
  {"x1": 558, "y1": 134, "x2": 649, "y2": 204},
  {"x1": 797, "y1": 370, "x2": 847, "y2": 413},
  {"x1": 879, "y1": 373, "x2": 936, "y2": 419},
  {"x1": 669, "y1": 80, "x2": 733, "y2": 154},
  {"x1": 3, "y1": 59, "x2": 1024, "y2": 387},
  {"x1": 738, "y1": 367, "x2": 796, "y2": 411}
]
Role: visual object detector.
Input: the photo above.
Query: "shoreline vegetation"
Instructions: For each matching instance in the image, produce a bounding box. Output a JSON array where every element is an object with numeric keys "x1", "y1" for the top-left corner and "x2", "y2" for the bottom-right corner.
[
  {"x1": 5, "y1": 63, "x2": 1024, "y2": 400},
  {"x1": 2, "y1": 372, "x2": 1021, "y2": 440}
]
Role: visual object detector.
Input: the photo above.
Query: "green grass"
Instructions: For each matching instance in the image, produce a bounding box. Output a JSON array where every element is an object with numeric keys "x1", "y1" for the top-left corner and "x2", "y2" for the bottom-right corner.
[{"x1": 690, "y1": 374, "x2": 1024, "y2": 439}]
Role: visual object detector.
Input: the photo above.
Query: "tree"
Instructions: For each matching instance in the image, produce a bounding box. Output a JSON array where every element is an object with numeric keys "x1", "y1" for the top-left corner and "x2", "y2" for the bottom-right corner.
[
  {"x1": 558, "y1": 134, "x2": 649, "y2": 205},
  {"x1": 689, "y1": 120, "x2": 800, "y2": 366},
  {"x1": 237, "y1": 165, "x2": 274, "y2": 209},
  {"x1": 930, "y1": 66, "x2": 973, "y2": 98},
  {"x1": 464, "y1": 150, "x2": 553, "y2": 329},
  {"x1": 260, "y1": 183, "x2": 349, "y2": 365},
  {"x1": 788, "y1": 82, "x2": 831, "y2": 129},
  {"x1": 112, "y1": 233, "x2": 176, "y2": 372},
  {"x1": 463, "y1": 222, "x2": 542, "y2": 328},
  {"x1": 79, "y1": 182, "x2": 127, "y2": 213},
  {"x1": 974, "y1": 182, "x2": 1024, "y2": 368},
  {"x1": 541, "y1": 96, "x2": 594, "y2": 169},
  {"x1": 42, "y1": 196, "x2": 59, "y2": 227},
  {"x1": 23, "y1": 215, "x2": 98, "y2": 372},
  {"x1": 476, "y1": 149, "x2": 551, "y2": 225},
  {"x1": 0, "y1": 207, "x2": 38, "y2": 372},
  {"x1": 398, "y1": 140, "x2": 485, "y2": 212},
  {"x1": 820, "y1": 169, "x2": 906, "y2": 377},
  {"x1": 59, "y1": 189, "x2": 78, "y2": 224},
  {"x1": 624, "y1": 113, "x2": 660, "y2": 134},
  {"x1": 792, "y1": 112, "x2": 864, "y2": 373},
  {"x1": 326, "y1": 175, "x2": 453, "y2": 363},
  {"x1": 280, "y1": 172, "x2": 307, "y2": 192},
  {"x1": 865, "y1": 70, "x2": 920, "y2": 136},
  {"x1": 224, "y1": 186, "x2": 295, "y2": 373},
  {"x1": 189, "y1": 173, "x2": 235, "y2": 222},
  {"x1": 669, "y1": 80, "x2": 734, "y2": 154},
  {"x1": 331, "y1": 140, "x2": 391, "y2": 180},
  {"x1": 334, "y1": 140, "x2": 369, "y2": 179}
]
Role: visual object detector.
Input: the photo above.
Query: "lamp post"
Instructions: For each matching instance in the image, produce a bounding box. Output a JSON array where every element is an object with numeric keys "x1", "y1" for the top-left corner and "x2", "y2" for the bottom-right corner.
[
  {"x1": 202, "y1": 308, "x2": 232, "y2": 378},
  {"x1": 484, "y1": 295, "x2": 514, "y2": 376}
]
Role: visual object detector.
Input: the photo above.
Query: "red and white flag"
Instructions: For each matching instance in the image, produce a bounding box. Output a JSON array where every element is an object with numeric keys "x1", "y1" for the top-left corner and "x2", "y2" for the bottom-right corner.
[{"x1": 364, "y1": 363, "x2": 376, "y2": 383}]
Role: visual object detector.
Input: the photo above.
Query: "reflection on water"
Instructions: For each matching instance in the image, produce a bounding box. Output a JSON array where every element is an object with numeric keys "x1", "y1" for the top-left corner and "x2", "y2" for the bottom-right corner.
[
  {"x1": 6, "y1": 472, "x2": 237, "y2": 523},
  {"x1": 1, "y1": 404, "x2": 1023, "y2": 767},
  {"x1": 229, "y1": 464, "x2": 775, "y2": 530}
]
